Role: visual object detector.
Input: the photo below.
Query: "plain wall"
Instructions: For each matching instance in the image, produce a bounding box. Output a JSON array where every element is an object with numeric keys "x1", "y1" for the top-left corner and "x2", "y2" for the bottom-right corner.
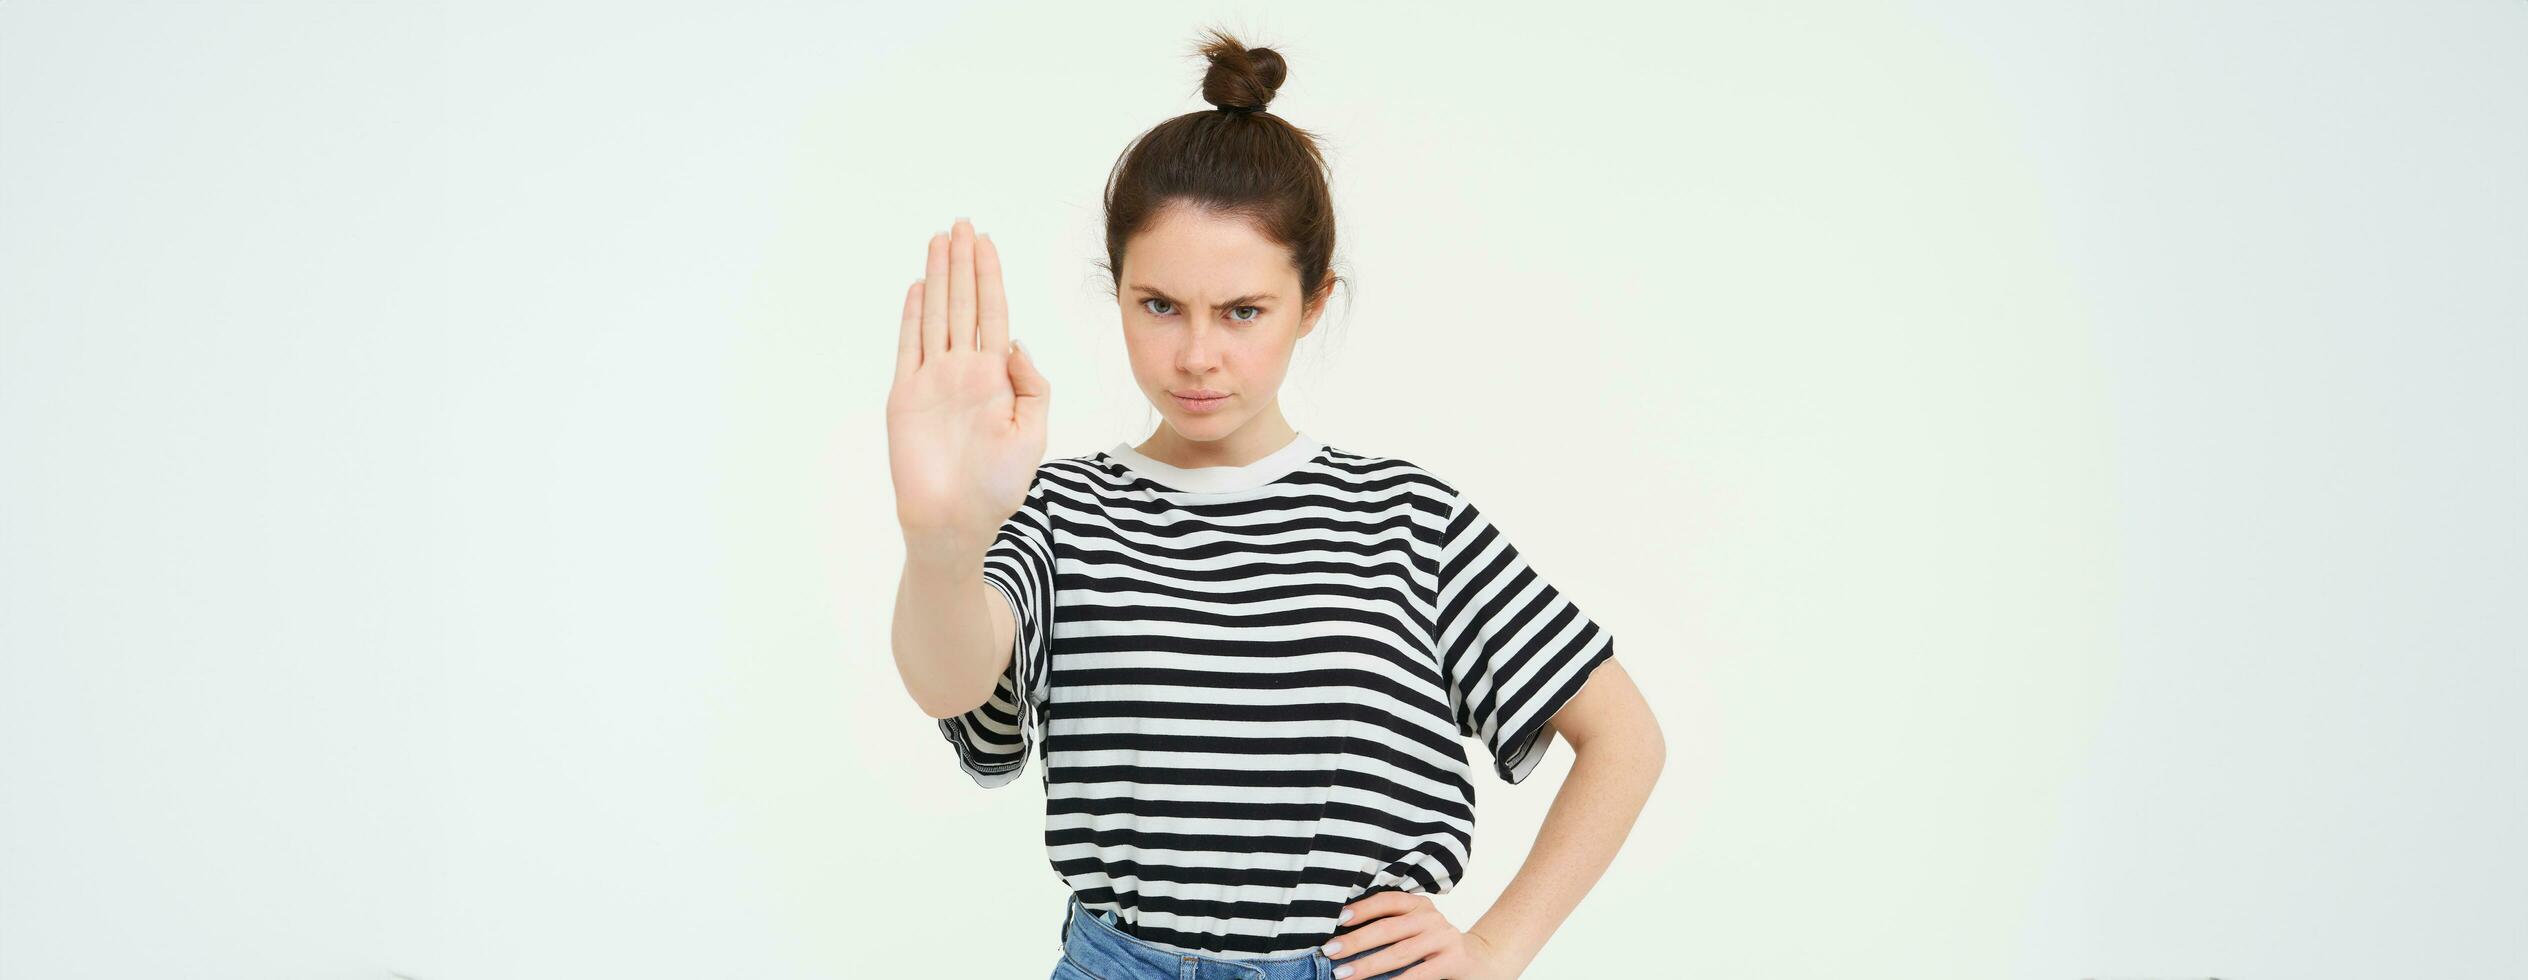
[{"x1": 2, "y1": 1, "x2": 2521, "y2": 977}]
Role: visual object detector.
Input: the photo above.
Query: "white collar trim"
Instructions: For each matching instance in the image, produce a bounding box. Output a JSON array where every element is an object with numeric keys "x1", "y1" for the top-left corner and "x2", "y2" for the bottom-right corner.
[{"x1": 1107, "y1": 431, "x2": 1323, "y2": 493}]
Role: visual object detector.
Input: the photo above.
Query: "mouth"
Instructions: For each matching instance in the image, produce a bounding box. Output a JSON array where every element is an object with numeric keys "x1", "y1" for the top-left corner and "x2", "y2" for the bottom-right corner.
[{"x1": 1171, "y1": 389, "x2": 1232, "y2": 412}]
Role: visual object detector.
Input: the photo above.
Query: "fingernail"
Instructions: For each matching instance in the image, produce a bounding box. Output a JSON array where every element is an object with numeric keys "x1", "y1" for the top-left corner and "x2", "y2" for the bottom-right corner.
[
  {"x1": 1324, "y1": 942, "x2": 1343, "y2": 955},
  {"x1": 1334, "y1": 968, "x2": 1353, "y2": 979},
  {"x1": 1337, "y1": 908, "x2": 1352, "y2": 923}
]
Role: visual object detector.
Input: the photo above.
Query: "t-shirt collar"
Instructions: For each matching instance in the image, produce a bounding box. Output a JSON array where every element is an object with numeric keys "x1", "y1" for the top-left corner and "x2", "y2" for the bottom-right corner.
[{"x1": 1107, "y1": 430, "x2": 1322, "y2": 494}]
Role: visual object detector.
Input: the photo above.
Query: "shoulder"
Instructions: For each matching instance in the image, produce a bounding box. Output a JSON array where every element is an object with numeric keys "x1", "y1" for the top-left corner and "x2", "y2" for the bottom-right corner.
[
  {"x1": 1317, "y1": 443, "x2": 1465, "y2": 518},
  {"x1": 1005, "y1": 451, "x2": 1115, "y2": 510},
  {"x1": 1027, "y1": 449, "x2": 1114, "y2": 483}
]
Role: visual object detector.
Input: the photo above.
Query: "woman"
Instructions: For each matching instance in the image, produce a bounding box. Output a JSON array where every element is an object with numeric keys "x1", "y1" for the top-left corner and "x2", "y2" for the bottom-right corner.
[{"x1": 888, "y1": 29, "x2": 1665, "y2": 980}]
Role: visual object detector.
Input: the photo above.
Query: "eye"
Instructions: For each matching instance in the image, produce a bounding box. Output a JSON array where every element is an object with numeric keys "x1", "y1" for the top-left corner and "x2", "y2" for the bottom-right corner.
[
  {"x1": 1140, "y1": 297, "x2": 1175, "y2": 317},
  {"x1": 1229, "y1": 306, "x2": 1261, "y2": 322}
]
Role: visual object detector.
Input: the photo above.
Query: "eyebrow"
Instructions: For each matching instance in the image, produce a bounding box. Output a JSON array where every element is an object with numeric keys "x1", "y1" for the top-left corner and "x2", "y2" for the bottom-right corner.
[{"x1": 1127, "y1": 284, "x2": 1278, "y2": 311}]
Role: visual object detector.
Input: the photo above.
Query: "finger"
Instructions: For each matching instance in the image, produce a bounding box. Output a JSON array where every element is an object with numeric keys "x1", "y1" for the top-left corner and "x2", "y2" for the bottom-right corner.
[
  {"x1": 1388, "y1": 957, "x2": 1452, "y2": 980},
  {"x1": 1324, "y1": 923, "x2": 1403, "y2": 959},
  {"x1": 1330, "y1": 905, "x2": 1438, "y2": 954},
  {"x1": 895, "y1": 277, "x2": 925, "y2": 378},
  {"x1": 921, "y1": 231, "x2": 949, "y2": 356},
  {"x1": 948, "y1": 217, "x2": 977, "y2": 352},
  {"x1": 1335, "y1": 936, "x2": 1438, "y2": 980},
  {"x1": 976, "y1": 230, "x2": 1010, "y2": 355},
  {"x1": 1342, "y1": 891, "x2": 1406, "y2": 924},
  {"x1": 1008, "y1": 339, "x2": 1051, "y2": 433}
]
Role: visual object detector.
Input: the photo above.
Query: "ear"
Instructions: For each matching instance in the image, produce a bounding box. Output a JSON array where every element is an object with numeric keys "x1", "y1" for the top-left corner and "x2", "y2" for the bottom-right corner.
[{"x1": 1297, "y1": 278, "x2": 1333, "y2": 339}]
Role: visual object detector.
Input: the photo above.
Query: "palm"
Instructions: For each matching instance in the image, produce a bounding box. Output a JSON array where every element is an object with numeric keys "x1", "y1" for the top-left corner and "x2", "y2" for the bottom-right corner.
[{"x1": 887, "y1": 219, "x2": 1050, "y2": 554}]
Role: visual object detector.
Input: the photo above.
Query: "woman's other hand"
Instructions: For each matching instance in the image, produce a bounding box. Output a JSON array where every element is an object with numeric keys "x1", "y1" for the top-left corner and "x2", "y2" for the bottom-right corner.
[
  {"x1": 1324, "y1": 891, "x2": 1518, "y2": 979},
  {"x1": 886, "y1": 218, "x2": 1051, "y2": 560}
]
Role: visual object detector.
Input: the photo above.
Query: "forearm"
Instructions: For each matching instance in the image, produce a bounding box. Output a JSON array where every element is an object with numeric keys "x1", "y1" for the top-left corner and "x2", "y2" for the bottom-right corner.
[
  {"x1": 1467, "y1": 733, "x2": 1664, "y2": 974},
  {"x1": 891, "y1": 548, "x2": 1012, "y2": 719}
]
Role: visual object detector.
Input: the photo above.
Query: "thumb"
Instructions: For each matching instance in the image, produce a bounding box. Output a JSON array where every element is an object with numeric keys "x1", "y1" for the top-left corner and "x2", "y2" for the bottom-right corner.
[{"x1": 1007, "y1": 338, "x2": 1051, "y2": 424}]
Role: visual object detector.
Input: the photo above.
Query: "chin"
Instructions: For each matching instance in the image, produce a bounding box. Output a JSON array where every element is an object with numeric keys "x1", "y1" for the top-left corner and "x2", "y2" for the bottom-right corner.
[{"x1": 1165, "y1": 413, "x2": 1240, "y2": 440}]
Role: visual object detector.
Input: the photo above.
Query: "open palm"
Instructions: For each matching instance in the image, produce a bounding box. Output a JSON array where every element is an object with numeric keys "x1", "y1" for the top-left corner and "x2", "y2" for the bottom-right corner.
[{"x1": 887, "y1": 219, "x2": 1051, "y2": 557}]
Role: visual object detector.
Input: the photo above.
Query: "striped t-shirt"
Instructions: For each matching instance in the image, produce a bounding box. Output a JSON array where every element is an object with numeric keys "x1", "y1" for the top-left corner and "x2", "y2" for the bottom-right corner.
[{"x1": 934, "y1": 429, "x2": 1618, "y2": 958}]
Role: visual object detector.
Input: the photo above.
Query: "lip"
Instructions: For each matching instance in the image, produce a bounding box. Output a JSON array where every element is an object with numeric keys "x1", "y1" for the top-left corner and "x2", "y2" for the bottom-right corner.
[{"x1": 1171, "y1": 390, "x2": 1231, "y2": 413}]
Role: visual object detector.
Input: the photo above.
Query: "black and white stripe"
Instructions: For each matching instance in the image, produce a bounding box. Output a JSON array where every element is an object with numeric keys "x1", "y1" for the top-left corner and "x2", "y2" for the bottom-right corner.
[{"x1": 935, "y1": 431, "x2": 1616, "y2": 958}]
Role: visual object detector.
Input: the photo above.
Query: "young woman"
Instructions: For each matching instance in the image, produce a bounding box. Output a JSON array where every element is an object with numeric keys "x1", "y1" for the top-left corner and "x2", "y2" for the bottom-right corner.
[{"x1": 888, "y1": 29, "x2": 1665, "y2": 980}]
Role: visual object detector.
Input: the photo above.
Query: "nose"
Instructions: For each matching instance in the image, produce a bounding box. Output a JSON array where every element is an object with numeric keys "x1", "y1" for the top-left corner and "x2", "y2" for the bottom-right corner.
[{"x1": 1176, "y1": 322, "x2": 1222, "y2": 374}]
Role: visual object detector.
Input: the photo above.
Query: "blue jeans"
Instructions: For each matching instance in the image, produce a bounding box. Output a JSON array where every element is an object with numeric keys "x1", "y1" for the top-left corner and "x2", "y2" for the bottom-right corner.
[{"x1": 1052, "y1": 894, "x2": 1413, "y2": 980}]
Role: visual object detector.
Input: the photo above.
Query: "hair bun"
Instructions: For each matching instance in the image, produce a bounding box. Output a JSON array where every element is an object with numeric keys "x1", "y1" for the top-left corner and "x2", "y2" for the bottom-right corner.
[{"x1": 1196, "y1": 28, "x2": 1285, "y2": 114}]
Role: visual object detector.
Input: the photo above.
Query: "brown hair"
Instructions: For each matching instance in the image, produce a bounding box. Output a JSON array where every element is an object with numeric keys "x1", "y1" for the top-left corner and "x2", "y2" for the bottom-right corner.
[{"x1": 1098, "y1": 28, "x2": 1344, "y2": 323}]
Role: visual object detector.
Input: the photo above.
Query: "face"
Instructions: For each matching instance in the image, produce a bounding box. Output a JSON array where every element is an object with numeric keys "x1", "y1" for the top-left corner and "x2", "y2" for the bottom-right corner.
[{"x1": 1116, "y1": 202, "x2": 1326, "y2": 448}]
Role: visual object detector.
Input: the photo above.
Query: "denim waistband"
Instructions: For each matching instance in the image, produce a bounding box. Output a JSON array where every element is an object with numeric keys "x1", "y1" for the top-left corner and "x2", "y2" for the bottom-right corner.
[{"x1": 1057, "y1": 895, "x2": 1408, "y2": 980}]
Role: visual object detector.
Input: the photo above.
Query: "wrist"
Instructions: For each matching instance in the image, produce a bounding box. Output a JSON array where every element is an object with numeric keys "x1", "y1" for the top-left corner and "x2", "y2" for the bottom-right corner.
[
  {"x1": 900, "y1": 522, "x2": 993, "y2": 566},
  {"x1": 900, "y1": 537, "x2": 988, "y2": 579},
  {"x1": 1466, "y1": 924, "x2": 1537, "y2": 976}
]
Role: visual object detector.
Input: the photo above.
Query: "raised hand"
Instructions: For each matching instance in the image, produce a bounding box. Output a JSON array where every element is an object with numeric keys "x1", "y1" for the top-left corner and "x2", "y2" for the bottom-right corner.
[{"x1": 886, "y1": 218, "x2": 1051, "y2": 561}]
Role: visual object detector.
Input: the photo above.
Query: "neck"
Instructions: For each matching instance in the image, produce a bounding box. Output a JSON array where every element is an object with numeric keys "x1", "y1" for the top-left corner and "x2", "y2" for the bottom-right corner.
[{"x1": 1136, "y1": 407, "x2": 1299, "y2": 469}]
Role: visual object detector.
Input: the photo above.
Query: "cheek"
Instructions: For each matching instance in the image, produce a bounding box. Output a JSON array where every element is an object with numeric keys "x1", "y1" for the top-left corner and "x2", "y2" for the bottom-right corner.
[
  {"x1": 1119, "y1": 333, "x2": 1166, "y2": 376},
  {"x1": 1230, "y1": 337, "x2": 1287, "y2": 377}
]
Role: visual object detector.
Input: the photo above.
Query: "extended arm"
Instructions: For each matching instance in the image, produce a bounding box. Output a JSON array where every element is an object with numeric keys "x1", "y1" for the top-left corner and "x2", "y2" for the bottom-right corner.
[
  {"x1": 886, "y1": 218, "x2": 1048, "y2": 723},
  {"x1": 893, "y1": 548, "x2": 1019, "y2": 720}
]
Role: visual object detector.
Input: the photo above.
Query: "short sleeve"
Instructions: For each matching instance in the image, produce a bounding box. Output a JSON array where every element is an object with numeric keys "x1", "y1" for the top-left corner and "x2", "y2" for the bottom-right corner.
[
  {"x1": 1433, "y1": 487, "x2": 1617, "y2": 784},
  {"x1": 935, "y1": 468, "x2": 1056, "y2": 788}
]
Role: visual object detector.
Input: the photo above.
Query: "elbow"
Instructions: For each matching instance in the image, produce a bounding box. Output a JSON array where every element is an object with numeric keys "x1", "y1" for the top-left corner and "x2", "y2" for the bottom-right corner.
[
  {"x1": 916, "y1": 687, "x2": 987, "y2": 720},
  {"x1": 908, "y1": 672, "x2": 991, "y2": 720},
  {"x1": 1632, "y1": 708, "x2": 1669, "y2": 783}
]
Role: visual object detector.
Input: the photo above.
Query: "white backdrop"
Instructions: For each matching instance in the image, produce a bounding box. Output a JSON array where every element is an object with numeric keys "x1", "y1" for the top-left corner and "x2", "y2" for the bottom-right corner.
[{"x1": 3, "y1": 2, "x2": 2522, "y2": 978}]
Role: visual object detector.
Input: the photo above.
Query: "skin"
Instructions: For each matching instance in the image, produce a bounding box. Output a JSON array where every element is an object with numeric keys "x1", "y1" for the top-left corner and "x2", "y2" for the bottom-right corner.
[
  {"x1": 886, "y1": 213, "x2": 1667, "y2": 979},
  {"x1": 1328, "y1": 669, "x2": 1665, "y2": 980},
  {"x1": 1113, "y1": 201, "x2": 1324, "y2": 468},
  {"x1": 886, "y1": 218, "x2": 1046, "y2": 720}
]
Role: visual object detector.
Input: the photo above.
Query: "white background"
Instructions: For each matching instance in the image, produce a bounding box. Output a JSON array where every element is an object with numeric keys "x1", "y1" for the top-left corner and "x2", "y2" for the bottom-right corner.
[{"x1": 3, "y1": 2, "x2": 2522, "y2": 978}]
